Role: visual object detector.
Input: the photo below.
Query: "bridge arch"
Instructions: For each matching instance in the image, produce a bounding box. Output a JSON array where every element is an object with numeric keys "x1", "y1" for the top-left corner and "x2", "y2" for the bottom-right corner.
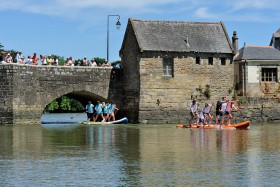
[{"x1": 0, "y1": 64, "x2": 121, "y2": 125}]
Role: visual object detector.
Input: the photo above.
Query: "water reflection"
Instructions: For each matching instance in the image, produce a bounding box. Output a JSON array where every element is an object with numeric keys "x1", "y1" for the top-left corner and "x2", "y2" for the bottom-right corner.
[{"x1": 0, "y1": 121, "x2": 280, "y2": 186}]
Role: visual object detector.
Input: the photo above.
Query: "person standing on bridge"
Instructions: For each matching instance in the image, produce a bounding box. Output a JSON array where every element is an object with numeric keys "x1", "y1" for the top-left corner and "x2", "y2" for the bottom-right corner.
[
  {"x1": 32, "y1": 53, "x2": 39, "y2": 65},
  {"x1": 85, "y1": 101, "x2": 94, "y2": 121}
]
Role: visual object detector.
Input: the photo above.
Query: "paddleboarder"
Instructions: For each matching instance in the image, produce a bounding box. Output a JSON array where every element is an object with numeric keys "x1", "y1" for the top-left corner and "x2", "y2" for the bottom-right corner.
[{"x1": 85, "y1": 101, "x2": 94, "y2": 121}]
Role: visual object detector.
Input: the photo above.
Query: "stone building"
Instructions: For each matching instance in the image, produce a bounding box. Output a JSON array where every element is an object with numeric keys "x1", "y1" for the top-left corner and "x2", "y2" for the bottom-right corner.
[
  {"x1": 234, "y1": 29, "x2": 280, "y2": 97},
  {"x1": 119, "y1": 18, "x2": 236, "y2": 124}
]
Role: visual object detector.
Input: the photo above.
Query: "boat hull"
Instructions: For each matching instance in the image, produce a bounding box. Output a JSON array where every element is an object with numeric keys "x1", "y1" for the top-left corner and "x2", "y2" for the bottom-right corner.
[
  {"x1": 80, "y1": 117, "x2": 128, "y2": 125},
  {"x1": 176, "y1": 121, "x2": 250, "y2": 130}
]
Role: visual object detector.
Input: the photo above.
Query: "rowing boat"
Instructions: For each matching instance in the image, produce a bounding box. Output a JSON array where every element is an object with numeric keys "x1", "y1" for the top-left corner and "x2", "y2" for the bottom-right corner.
[
  {"x1": 176, "y1": 121, "x2": 250, "y2": 130},
  {"x1": 80, "y1": 117, "x2": 128, "y2": 125}
]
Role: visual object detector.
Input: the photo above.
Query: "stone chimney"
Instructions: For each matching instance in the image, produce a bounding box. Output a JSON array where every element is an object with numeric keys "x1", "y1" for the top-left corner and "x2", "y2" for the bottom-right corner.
[{"x1": 232, "y1": 31, "x2": 238, "y2": 54}]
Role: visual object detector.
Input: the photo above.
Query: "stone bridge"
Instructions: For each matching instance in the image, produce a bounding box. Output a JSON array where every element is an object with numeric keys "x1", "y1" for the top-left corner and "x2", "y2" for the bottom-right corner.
[{"x1": 0, "y1": 64, "x2": 122, "y2": 125}]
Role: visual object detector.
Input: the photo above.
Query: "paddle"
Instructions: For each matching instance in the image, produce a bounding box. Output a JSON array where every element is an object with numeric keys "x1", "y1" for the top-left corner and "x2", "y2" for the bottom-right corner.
[{"x1": 70, "y1": 113, "x2": 83, "y2": 119}]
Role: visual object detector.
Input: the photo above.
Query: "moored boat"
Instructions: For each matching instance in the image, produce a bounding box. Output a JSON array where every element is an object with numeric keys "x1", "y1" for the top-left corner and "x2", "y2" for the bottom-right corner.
[
  {"x1": 176, "y1": 121, "x2": 250, "y2": 130},
  {"x1": 80, "y1": 117, "x2": 128, "y2": 125}
]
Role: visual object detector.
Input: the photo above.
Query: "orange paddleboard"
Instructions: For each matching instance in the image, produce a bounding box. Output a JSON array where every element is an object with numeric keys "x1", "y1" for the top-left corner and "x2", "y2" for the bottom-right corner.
[{"x1": 176, "y1": 121, "x2": 250, "y2": 130}]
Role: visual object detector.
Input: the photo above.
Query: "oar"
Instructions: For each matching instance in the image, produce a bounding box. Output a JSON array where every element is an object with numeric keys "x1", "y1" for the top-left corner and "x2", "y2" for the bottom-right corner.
[{"x1": 70, "y1": 113, "x2": 83, "y2": 119}]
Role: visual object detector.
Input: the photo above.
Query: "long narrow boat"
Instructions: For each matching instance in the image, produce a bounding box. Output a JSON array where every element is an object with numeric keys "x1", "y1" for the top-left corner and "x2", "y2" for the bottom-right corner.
[
  {"x1": 176, "y1": 121, "x2": 250, "y2": 130},
  {"x1": 80, "y1": 117, "x2": 128, "y2": 125}
]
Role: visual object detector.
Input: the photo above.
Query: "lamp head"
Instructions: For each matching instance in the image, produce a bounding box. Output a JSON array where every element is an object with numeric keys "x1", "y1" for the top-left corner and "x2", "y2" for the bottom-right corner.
[{"x1": 116, "y1": 18, "x2": 121, "y2": 30}]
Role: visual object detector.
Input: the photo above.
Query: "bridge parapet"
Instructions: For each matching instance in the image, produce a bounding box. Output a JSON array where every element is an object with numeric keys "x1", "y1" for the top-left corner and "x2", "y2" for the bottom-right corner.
[{"x1": 0, "y1": 64, "x2": 115, "y2": 125}]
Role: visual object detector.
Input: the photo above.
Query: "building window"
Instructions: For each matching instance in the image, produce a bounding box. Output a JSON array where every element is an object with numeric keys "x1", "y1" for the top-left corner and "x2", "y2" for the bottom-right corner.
[
  {"x1": 221, "y1": 57, "x2": 226, "y2": 65},
  {"x1": 208, "y1": 57, "x2": 213, "y2": 65},
  {"x1": 163, "y1": 58, "x2": 174, "y2": 77},
  {"x1": 261, "y1": 68, "x2": 277, "y2": 82},
  {"x1": 196, "y1": 57, "x2": 200, "y2": 65}
]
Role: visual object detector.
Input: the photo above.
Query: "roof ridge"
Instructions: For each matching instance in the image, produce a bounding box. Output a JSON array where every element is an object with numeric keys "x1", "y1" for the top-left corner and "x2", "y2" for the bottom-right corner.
[
  {"x1": 245, "y1": 46, "x2": 273, "y2": 48},
  {"x1": 130, "y1": 18, "x2": 221, "y2": 24}
]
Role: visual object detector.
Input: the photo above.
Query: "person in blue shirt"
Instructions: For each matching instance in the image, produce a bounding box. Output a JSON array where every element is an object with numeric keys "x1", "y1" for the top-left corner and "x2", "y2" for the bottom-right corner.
[
  {"x1": 108, "y1": 101, "x2": 119, "y2": 121},
  {"x1": 103, "y1": 102, "x2": 110, "y2": 122},
  {"x1": 94, "y1": 101, "x2": 105, "y2": 122},
  {"x1": 85, "y1": 101, "x2": 94, "y2": 121}
]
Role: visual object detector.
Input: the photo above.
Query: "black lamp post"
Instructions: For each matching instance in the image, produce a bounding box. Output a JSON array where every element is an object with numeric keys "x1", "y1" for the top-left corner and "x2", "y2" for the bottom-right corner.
[{"x1": 107, "y1": 15, "x2": 121, "y2": 62}]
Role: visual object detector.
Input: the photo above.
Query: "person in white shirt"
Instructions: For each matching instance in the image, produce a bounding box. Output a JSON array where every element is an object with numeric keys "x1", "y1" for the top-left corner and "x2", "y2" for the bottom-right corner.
[
  {"x1": 220, "y1": 97, "x2": 228, "y2": 125},
  {"x1": 225, "y1": 100, "x2": 239, "y2": 125},
  {"x1": 202, "y1": 103, "x2": 212, "y2": 125},
  {"x1": 189, "y1": 100, "x2": 199, "y2": 126}
]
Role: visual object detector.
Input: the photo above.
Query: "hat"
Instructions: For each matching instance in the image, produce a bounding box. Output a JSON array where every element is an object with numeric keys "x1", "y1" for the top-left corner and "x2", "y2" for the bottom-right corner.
[
  {"x1": 7, "y1": 53, "x2": 10, "y2": 56},
  {"x1": 21, "y1": 56, "x2": 25, "y2": 59}
]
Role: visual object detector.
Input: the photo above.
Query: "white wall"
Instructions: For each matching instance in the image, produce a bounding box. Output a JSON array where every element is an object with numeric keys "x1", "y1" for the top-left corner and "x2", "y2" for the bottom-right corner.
[{"x1": 247, "y1": 66, "x2": 259, "y2": 83}]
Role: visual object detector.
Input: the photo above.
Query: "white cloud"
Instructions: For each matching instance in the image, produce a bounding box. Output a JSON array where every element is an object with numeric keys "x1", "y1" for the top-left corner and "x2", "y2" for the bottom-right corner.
[
  {"x1": 0, "y1": 0, "x2": 184, "y2": 14},
  {"x1": 230, "y1": 0, "x2": 280, "y2": 10},
  {"x1": 195, "y1": 7, "x2": 218, "y2": 19},
  {"x1": 1, "y1": 0, "x2": 280, "y2": 23}
]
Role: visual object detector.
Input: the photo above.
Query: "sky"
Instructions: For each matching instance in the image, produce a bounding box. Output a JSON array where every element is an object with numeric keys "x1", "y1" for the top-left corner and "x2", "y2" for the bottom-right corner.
[{"x1": 1, "y1": 0, "x2": 280, "y2": 62}]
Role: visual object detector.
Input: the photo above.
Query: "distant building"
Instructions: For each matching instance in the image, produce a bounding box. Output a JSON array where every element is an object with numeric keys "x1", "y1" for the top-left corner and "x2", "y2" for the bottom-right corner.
[
  {"x1": 234, "y1": 29, "x2": 280, "y2": 97},
  {"x1": 119, "y1": 18, "x2": 235, "y2": 123}
]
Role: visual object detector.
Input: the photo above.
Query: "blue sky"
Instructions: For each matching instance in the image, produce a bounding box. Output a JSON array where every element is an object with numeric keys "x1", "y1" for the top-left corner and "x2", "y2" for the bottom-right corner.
[{"x1": 1, "y1": 0, "x2": 280, "y2": 62}]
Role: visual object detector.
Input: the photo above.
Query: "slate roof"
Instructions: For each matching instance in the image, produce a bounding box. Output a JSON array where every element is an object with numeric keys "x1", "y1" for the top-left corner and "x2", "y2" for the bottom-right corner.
[
  {"x1": 234, "y1": 46, "x2": 280, "y2": 61},
  {"x1": 122, "y1": 19, "x2": 234, "y2": 54},
  {"x1": 270, "y1": 29, "x2": 280, "y2": 46}
]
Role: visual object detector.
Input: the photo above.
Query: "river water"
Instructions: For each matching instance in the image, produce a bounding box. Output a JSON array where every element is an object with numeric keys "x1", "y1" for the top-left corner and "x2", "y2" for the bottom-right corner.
[{"x1": 0, "y1": 113, "x2": 279, "y2": 186}]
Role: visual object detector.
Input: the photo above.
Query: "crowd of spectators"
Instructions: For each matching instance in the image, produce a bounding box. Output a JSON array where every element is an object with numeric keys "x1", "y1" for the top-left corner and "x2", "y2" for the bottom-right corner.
[{"x1": 0, "y1": 51, "x2": 113, "y2": 67}]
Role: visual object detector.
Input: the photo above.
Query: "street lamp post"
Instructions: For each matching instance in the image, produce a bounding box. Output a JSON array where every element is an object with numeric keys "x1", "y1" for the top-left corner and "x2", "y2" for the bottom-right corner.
[{"x1": 107, "y1": 14, "x2": 121, "y2": 62}]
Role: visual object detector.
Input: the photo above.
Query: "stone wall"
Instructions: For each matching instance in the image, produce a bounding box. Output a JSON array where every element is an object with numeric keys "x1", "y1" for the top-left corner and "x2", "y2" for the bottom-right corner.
[
  {"x1": 136, "y1": 52, "x2": 234, "y2": 124},
  {"x1": 120, "y1": 21, "x2": 141, "y2": 123},
  {"x1": 0, "y1": 64, "x2": 114, "y2": 125},
  {"x1": 234, "y1": 97, "x2": 280, "y2": 123},
  {"x1": 0, "y1": 65, "x2": 14, "y2": 124}
]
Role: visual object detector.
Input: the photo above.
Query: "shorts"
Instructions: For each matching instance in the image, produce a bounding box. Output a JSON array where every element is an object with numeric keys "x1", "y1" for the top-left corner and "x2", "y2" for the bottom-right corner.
[
  {"x1": 87, "y1": 113, "x2": 94, "y2": 119},
  {"x1": 190, "y1": 111, "x2": 198, "y2": 117},
  {"x1": 199, "y1": 118, "x2": 204, "y2": 123},
  {"x1": 217, "y1": 111, "x2": 224, "y2": 116},
  {"x1": 225, "y1": 111, "x2": 230, "y2": 115}
]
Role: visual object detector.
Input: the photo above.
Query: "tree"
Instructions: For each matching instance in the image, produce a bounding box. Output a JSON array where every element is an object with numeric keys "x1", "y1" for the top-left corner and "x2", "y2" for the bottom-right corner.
[
  {"x1": 45, "y1": 96, "x2": 84, "y2": 113},
  {"x1": 0, "y1": 43, "x2": 4, "y2": 52},
  {"x1": 94, "y1": 57, "x2": 106, "y2": 66},
  {"x1": 49, "y1": 54, "x2": 65, "y2": 65}
]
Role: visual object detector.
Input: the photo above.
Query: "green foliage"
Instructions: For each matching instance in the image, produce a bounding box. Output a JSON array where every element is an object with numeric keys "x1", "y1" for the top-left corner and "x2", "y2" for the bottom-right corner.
[
  {"x1": 49, "y1": 54, "x2": 65, "y2": 65},
  {"x1": 45, "y1": 96, "x2": 84, "y2": 113},
  {"x1": 196, "y1": 85, "x2": 203, "y2": 92},
  {"x1": 94, "y1": 57, "x2": 106, "y2": 66},
  {"x1": 238, "y1": 97, "x2": 246, "y2": 105},
  {"x1": 60, "y1": 96, "x2": 72, "y2": 111},
  {"x1": 196, "y1": 84, "x2": 211, "y2": 99},
  {"x1": 203, "y1": 84, "x2": 211, "y2": 99},
  {"x1": 47, "y1": 100, "x2": 59, "y2": 111},
  {"x1": 0, "y1": 43, "x2": 4, "y2": 51}
]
